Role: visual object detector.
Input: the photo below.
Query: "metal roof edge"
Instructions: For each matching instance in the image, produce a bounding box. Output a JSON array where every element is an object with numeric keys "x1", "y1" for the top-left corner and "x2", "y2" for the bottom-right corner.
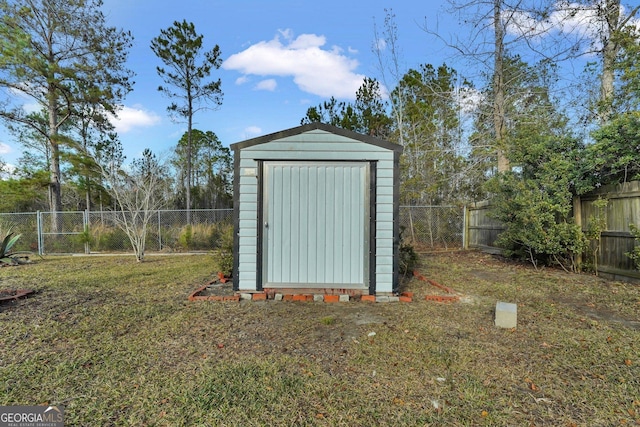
[{"x1": 230, "y1": 122, "x2": 402, "y2": 153}]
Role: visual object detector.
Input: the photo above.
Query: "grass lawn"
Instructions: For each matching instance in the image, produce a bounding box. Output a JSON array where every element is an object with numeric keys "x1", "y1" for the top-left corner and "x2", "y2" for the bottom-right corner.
[{"x1": 1, "y1": 251, "x2": 639, "y2": 426}]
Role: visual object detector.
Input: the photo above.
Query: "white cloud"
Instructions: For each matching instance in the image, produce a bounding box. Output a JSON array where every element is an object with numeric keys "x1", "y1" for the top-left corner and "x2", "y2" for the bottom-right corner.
[
  {"x1": 456, "y1": 86, "x2": 483, "y2": 115},
  {"x1": 0, "y1": 163, "x2": 16, "y2": 179},
  {"x1": 4, "y1": 88, "x2": 41, "y2": 114},
  {"x1": 22, "y1": 102, "x2": 41, "y2": 114},
  {"x1": 110, "y1": 105, "x2": 161, "y2": 133},
  {"x1": 235, "y1": 76, "x2": 249, "y2": 85},
  {"x1": 0, "y1": 142, "x2": 11, "y2": 155},
  {"x1": 169, "y1": 128, "x2": 186, "y2": 139},
  {"x1": 242, "y1": 126, "x2": 262, "y2": 139},
  {"x1": 374, "y1": 39, "x2": 387, "y2": 52},
  {"x1": 223, "y1": 29, "x2": 366, "y2": 99},
  {"x1": 505, "y1": 1, "x2": 640, "y2": 52},
  {"x1": 506, "y1": 2, "x2": 599, "y2": 39},
  {"x1": 255, "y1": 79, "x2": 277, "y2": 91}
]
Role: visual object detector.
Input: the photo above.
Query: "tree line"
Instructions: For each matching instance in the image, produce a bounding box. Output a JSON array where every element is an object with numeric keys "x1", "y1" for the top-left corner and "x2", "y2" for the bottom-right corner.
[
  {"x1": 1, "y1": 0, "x2": 639, "y2": 269},
  {"x1": 302, "y1": 2, "x2": 640, "y2": 270},
  {"x1": 0, "y1": 0, "x2": 231, "y2": 223}
]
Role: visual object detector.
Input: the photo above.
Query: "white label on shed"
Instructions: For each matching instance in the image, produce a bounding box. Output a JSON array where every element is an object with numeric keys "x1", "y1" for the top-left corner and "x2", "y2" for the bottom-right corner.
[{"x1": 242, "y1": 168, "x2": 257, "y2": 176}]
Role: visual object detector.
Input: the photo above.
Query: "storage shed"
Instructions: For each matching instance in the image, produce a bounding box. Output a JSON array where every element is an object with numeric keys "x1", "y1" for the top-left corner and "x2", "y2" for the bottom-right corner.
[{"x1": 230, "y1": 123, "x2": 403, "y2": 296}]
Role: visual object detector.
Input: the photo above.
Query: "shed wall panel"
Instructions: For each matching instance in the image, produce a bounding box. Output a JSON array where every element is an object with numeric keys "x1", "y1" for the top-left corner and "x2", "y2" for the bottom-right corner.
[{"x1": 233, "y1": 125, "x2": 401, "y2": 294}]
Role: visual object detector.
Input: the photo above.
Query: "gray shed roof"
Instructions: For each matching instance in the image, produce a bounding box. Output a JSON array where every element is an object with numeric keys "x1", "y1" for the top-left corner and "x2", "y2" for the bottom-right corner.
[{"x1": 230, "y1": 122, "x2": 403, "y2": 154}]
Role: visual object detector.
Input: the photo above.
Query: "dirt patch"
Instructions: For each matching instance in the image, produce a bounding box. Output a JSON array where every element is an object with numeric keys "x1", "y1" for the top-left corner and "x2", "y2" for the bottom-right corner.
[
  {"x1": 555, "y1": 295, "x2": 640, "y2": 330},
  {"x1": 197, "y1": 299, "x2": 396, "y2": 377},
  {"x1": 196, "y1": 280, "x2": 235, "y2": 297}
]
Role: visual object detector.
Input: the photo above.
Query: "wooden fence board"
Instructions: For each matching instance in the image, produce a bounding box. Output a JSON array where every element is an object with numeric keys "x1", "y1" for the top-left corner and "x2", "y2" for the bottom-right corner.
[{"x1": 466, "y1": 181, "x2": 640, "y2": 283}]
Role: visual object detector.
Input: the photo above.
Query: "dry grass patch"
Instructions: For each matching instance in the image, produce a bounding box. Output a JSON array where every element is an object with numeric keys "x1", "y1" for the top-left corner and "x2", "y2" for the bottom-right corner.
[{"x1": 0, "y1": 252, "x2": 639, "y2": 426}]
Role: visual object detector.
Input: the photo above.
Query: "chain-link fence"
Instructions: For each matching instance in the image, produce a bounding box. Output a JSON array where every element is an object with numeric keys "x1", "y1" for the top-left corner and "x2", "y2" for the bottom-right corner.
[
  {"x1": 85, "y1": 209, "x2": 234, "y2": 254},
  {"x1": 1, "y1": 209, "x2": 233, "y2": 255},
  {"x1": 0, "y1": 212, "x2": 39, "y2": 253},
  {"x1": 1, "y1": 206, "x2": 463, "y2": 255},
  {"x1": 398, "y1": 206, "x2": 464, "y2": 251}
]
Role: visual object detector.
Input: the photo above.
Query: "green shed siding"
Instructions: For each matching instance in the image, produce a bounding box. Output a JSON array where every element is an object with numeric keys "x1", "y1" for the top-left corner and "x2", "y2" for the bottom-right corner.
[{"x1": 231, "y1": 123, "x2": 402, "y2": 294}]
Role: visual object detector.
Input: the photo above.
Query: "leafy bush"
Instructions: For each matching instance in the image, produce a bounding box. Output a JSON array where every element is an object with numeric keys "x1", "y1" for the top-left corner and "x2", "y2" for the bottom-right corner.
[
  {"x1": 73, "y1": 225, "x2": 94, "y2": 249},
  {"x1": 398, "y1": 226, "x2": 418, "y2": 276},
  {"x1": 626, "y1": 224, "x2": 640, "y2": 270},
  {"x1": 95, "y1": 226, "x2": 130, "y2": 251},
  {"x1": 587, "y1": 112, "x2": 640, "y2": 187},
  {"x1": 487, "y1": 170, "x2": 586, "y2": 272},
  {"x1": 584, "y1": 198, "x2": 608, "y2": 275},
  {"x1": 216, "y1": 223, "x2": 234, "y2": 277},
  {"x1": 178, "y1": 224, "x2": 194, "y2": 249},
  {"x1": 178, "y1": 223, "x2": 226, "y2": 251}
]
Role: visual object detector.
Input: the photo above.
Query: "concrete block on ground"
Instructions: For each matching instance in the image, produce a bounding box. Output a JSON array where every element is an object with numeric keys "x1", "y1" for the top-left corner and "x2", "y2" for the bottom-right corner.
[
  {"x1": 339, "y1": 294, "x2": 350, "y2": 302},
  {"x1": 495, "y1": 301, "x2": 517, "y2": 328},
  {"x1": 274, "y1": 293, "x2": 283, "y2": 301},
  {"x1": 240, "y1": 293, "x2": 252, "y2": 300},
  {"x1": 313, "y1": 294, "x2": 324, "y2": 302},
  {"x1": 388, "y1": 296, "x2": 400, "y2": 302},
  {"x1": 376, "y1": 296, "x2": 390, "y2": 303}
]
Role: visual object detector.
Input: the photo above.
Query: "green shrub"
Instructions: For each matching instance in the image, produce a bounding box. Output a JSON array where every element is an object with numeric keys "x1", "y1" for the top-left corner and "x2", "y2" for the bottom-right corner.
[
  {"x1": 95, "y1": 227, "x2": 130, "y2": 251},
  {"x1": 0, "y1": 231, "x2": 32, "y2": 264},
  {"x1": 217, "y1": 224, "x2": 234, "y2": 277},
  {"x1": 178, "y1": 224, "x2": 194, "y2": 249},
  {"x1": 626, "y1": 224, "x2": 640, "y2": 270},
  {"x1": 398, "y1": 226, "x2": 418, "y2": 276},
  {"x1": 487, "y1": 171, "x2": 586, "y2": 272},
  {"x1": 584, "y1": 198, "x2": 608, "y2": 275},
  {"x1": 73, "y1": 225, "x2": 93, "y2": 248},
  {"x1": 178, "y1": 223, "x2": 226, "y2": 251}
]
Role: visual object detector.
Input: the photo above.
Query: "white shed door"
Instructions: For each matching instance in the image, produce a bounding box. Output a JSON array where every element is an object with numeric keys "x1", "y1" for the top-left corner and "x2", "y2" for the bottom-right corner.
[{"x1": 263, "y1": 162, "x2": 369, "y2": 289}]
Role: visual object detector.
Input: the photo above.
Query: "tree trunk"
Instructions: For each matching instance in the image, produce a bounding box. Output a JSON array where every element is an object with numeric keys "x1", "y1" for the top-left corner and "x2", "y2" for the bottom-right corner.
[
  {"x1": 493, "y1": 0, "x2": 509, "y2": 173},
  {"x1": 186, "y1": 84, "x2": 193, "y2": 225},
  {"x1": 48, "y1": 83, "x2": 62, "y2": 231},
  {"x1": 599, "y1": 0, "x2": 620, "y2": 124}
]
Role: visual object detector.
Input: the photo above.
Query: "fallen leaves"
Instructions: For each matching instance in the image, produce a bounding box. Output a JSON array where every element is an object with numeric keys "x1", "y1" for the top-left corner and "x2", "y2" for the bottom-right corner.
[{"x1": 525, "y1": 377, "x2": 540, "y2": 392}]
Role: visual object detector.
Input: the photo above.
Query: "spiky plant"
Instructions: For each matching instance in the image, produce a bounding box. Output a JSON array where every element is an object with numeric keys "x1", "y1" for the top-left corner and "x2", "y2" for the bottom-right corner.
[{"x1": 0, "y1": 233, "x2": 31, "y2": 265}]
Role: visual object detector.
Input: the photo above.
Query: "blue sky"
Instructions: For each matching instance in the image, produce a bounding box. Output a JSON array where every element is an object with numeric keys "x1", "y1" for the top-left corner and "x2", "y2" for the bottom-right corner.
[
  {"x1": 1, "y1": 1, "x2": 636, "y2": 169},
  {"x1": 0, "y1": 0, "x2": 456, "y2": 167}
]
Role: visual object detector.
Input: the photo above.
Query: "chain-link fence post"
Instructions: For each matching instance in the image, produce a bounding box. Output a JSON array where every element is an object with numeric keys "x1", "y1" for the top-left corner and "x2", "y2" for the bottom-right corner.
[
  {"x1": 158, "y1": 210, "x2": 162, "y2": 251},
  {"x1": 84, "y1": 209, "x2": 90, "y2": 254},
  {"x1": 462, "y1": 205, "x2": 468, "y2": 250},
  {"x1": 36, "y1": 211, "x2": 43, "y2": 256}
]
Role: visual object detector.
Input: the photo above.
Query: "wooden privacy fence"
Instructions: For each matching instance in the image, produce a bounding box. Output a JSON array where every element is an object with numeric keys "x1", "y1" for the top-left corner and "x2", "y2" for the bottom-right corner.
[
  {"x1": 464, "y1": 200, "x2": 504, "y2": 254},
  {"x1": 575, "y1": 181, "x2": 640, "y2": 281},
  {"x1": 466, "y1": 181, "x2": 640, "y2": 282}
]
